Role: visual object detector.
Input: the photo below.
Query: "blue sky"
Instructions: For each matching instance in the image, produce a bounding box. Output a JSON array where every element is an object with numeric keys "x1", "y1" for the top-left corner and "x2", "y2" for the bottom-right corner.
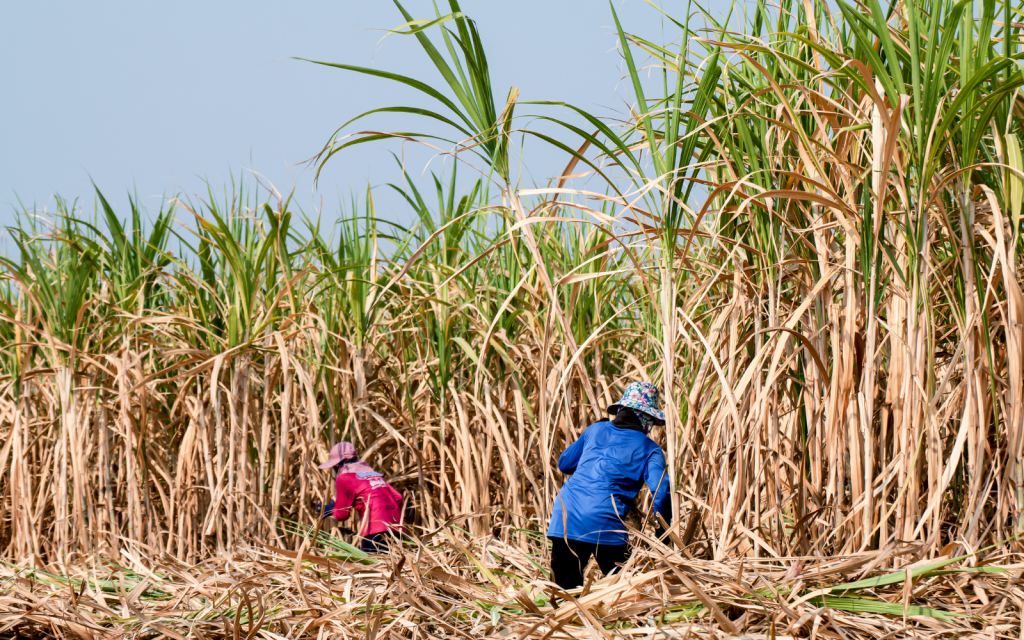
[{"x1": 1, "y1": 1, "x2": 723, "y2": 235}]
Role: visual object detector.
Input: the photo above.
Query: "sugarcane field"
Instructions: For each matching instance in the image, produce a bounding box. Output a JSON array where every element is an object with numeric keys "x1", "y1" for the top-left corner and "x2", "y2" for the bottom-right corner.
[{"x1": 4, "y1": 0, "x2": 1024, "y2": 637}]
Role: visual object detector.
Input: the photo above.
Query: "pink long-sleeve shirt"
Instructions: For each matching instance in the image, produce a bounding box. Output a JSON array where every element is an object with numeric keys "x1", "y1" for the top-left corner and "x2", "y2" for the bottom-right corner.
[{"x1": 332, "y1": 472, "x2": 404, "y2": 537}]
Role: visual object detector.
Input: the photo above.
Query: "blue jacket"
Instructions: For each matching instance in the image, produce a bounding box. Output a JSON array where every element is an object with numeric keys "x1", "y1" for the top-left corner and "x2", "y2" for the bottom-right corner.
[{"x1": 546, "y1": 420, "x2": 672, "y2": 545}]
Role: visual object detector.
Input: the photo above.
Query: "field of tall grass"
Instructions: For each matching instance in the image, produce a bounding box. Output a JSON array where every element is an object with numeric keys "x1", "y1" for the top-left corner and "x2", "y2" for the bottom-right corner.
[{"x1": 3, "y1": 0, "x2": 1024, "y2": 636}]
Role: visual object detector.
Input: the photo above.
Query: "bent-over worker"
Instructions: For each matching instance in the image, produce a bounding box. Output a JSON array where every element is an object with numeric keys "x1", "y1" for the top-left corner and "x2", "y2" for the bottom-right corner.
[
  {"x1": 546, "y1": 382, "x2": 672, "y2": 590},
  {"x1": 318, "y1": 442, "x2": 404, "y2": 553}
]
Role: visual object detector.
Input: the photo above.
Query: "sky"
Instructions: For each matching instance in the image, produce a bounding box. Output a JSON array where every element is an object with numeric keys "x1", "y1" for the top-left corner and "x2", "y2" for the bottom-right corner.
[{"x1": 1, "y1": 0, "x2": 725, "y2": 240}]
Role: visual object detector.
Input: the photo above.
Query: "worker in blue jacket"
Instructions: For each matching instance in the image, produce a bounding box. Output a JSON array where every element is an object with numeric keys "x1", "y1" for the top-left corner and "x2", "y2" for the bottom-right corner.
[{"x1": 547, "y1": 381, "x2": 672, "y2": 590}]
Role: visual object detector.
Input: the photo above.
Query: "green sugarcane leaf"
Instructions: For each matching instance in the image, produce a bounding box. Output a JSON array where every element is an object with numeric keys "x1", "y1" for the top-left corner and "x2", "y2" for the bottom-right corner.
[
  {"x1": 812, "y1": 596, "x2": 965, "y2": 620},
  {"x1": 1006, "y1": 132, "x2": 1023, "y2": 231}
]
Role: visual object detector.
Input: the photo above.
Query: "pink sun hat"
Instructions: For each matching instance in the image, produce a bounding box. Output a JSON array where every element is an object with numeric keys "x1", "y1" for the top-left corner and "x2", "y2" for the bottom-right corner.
[{"x1": 318, "y1": 441, "x2": 357, "y2": 469}]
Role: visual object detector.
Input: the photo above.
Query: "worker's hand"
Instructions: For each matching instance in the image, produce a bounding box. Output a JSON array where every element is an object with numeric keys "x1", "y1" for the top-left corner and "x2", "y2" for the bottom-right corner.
[
  {"x1": 651, "y1": 509, "x2": 675, "y2": 544},
  {"x1": 312, "y1": 500, "x2": 335, "y2": 519},
  {"x1": 654, "y1": 513, "x2": 672, "y2": 542}
]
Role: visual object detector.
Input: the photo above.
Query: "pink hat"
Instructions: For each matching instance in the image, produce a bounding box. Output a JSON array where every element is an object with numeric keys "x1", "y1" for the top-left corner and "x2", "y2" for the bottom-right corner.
[{"x1": 318, "y1": 441, "x2": 357, "y2": 469}]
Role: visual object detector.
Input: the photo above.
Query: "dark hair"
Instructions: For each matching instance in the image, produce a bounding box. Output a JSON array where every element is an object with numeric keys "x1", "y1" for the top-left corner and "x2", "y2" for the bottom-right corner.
[
  {"x1": 613, "y1": 406, "x2": 664, "y2": 427},
  {"x1": 333, "y1": 455, "x2": 356, "y2": 473},
  {"x1": 617, "y1": 406, "x2": 637, "y2": 419},
  {"x1": 612, "y1": 407, "x2": 643, "y2": 428}
]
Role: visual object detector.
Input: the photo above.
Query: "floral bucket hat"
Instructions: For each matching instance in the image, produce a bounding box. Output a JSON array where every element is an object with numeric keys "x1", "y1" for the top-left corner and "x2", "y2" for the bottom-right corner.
[{"x1": 607, "y1": 382, "x2": 666, "y2": 424}]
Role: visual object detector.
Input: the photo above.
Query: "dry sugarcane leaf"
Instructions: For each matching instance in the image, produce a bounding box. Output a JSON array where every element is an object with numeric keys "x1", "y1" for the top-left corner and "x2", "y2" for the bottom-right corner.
[{"x1": 676, "y1": 572, "x2": 739, "y2": 634}]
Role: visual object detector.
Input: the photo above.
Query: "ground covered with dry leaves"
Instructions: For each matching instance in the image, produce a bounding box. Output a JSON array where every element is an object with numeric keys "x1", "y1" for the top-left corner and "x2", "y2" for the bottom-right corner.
[{"x1": 2, "y1": 525, "x2": 1022, "y2": 640}]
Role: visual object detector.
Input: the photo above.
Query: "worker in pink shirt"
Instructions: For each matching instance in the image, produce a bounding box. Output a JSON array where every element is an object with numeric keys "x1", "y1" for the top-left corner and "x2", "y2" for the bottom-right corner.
[{"x1": 317, "y1": 441, "x2": 405, "y2": 553}]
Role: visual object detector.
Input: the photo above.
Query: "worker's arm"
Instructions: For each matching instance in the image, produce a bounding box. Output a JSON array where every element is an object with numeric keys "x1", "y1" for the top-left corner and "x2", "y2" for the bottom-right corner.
[
  {"x1": 557, "y1": 426, "x2": 589, "y2": 474},
  {"x1": 644, "y1": 448, "x2": 672, "y2": 526},
  {"x1": 315, "y1": 500, "x2": 335, "y2": 518},
  {"x1": 332, "y1": 474, "x2": 356, "y2": 520}
]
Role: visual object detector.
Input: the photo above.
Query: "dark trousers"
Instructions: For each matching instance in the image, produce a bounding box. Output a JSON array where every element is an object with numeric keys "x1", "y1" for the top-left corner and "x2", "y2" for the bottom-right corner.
[
  {"x1": 548, "y1": 536, "x2": 630, "y2": 590},
  {"x1": 361, "y1": 531, "x2": 398, "y2": 554}
]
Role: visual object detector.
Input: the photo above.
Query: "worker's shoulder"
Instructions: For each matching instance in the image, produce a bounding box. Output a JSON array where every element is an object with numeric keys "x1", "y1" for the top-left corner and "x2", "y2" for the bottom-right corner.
[
  {"x1": 589, "y1": 420, "x2": 656, "y2": 446},
  {"x1": 339, "y1": 472, "x2": 387, "y2": 488},
  {"x1": 642, "y1": 438, "x2": 667, "y2": 458}
]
